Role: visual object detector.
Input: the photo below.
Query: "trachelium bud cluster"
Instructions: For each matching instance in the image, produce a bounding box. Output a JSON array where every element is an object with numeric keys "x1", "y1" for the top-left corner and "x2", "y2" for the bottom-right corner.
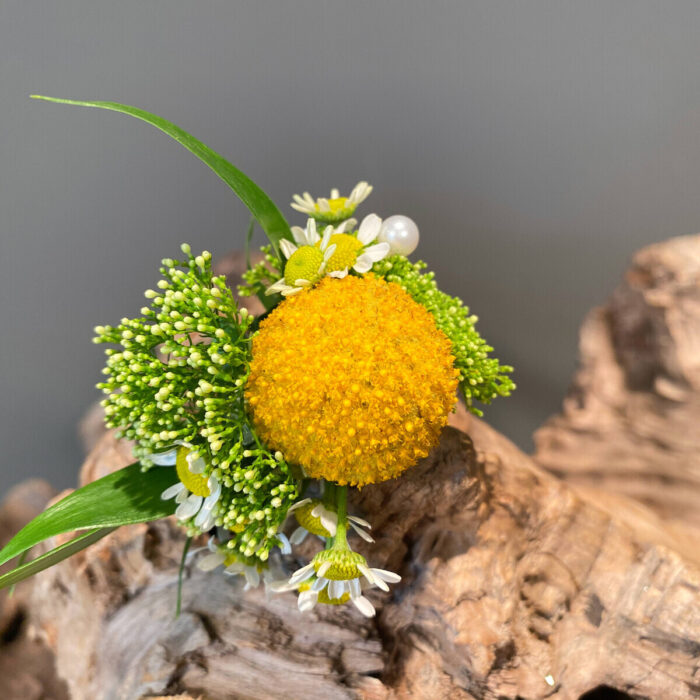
[{"x1": 94, "y1": 244, "x2": 298, "y2": 561}]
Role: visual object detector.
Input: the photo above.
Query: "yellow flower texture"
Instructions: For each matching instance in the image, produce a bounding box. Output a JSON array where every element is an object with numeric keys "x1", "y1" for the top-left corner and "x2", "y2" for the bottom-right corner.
[{"x1": 246, "y1": 274, "x2": 459, "y2": 486}]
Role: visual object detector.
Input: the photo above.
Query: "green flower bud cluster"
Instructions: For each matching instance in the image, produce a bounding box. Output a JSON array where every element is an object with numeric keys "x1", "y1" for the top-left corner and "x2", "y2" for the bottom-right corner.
[
  {"x1": 238, "y1": 245, "x2": 283, "y2": 300},
  {"x1": 373, "y1": 255, "x2": 515, "y2": 415},
  {"x1": 218, "y1": 447, "x2": 298, "y2": 561},
  {"x1": 94, "y1": 245, "x2": 298, "y2": 560}
]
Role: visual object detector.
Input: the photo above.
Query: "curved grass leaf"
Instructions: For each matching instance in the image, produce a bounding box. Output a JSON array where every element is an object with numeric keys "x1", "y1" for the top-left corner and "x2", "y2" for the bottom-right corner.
[
  {"x1": 30, "y1": 95, "x2": 292, "y2": 256},
  {"x1": 0, "y1": 527, "x2": 116, "y2": 590},
  {"x1": 0, "y1": 462, "x2": 177, "y2": 568}
]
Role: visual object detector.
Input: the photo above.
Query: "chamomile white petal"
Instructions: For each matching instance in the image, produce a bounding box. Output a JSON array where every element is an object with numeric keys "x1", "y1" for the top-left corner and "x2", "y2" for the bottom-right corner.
[
  {"x1": 335, "y1": 217, "x2": 358, "y2": 233},
  {"x1": 328, "y1": 578, "x2": 345, "y2": 600},
  {"x1": 323, "y1": 243, "x2": 337, "y2": 262},
  {"x1": 287, "y1": 498, "x2": 312, "y2": 513},
  {"x1": 348, "y1": 515, "x2": 371, "y2": 528},
  {"x1": 349, "y1": 181, "x2": 373, "y2": 205},
  {"x1": 352, "y1": 254, "x2": 373, "y2": 274},
  {"x1": 362, "y1": 241, "x2": 390, "y2": 262},
  {"x1": 289, "y1": 527, "x2": 308, "y2": 545},
  {"x1": 277, "y1": 532, "x2": 292, "y2": 555},
  {"x1": 353, "y1": 596, "x2": 376, "y2": 617},
  {"x1": 349, "y1": 520, "x2": 375, "y2": 543},
  {"x1": 289, "y1": 562, "x2": 315, "y2": 585},
  {"x1": 151, "y1": 449, "x2": 177, "y2": 467},
  {"x1": 357, "y1": 213, "x2": 382, "y2": 244},
  {"x1": 320, "y1": 225, "x2": 333, "y2": 251},
  {"x1": 316, "y1": 561, "x2": 331, "y2": 578},
  {"x1": 265, "y1": 279, "x2": 294, "y2": 296},
  {"x1": 298, "y1": 589, "x2": 318, "y2": 612},
  {"x1": 371, "y1": 568, "x2": 402, "y2": 583},
  {"x1": 197, "y1": 552, "x2": 226, "y2": 571},
  {"x1": 282, "y1": 286, "x2": 303, "y2": 296},
  {"x1": 311, "y1": 504, "x2": 338, "y2": 536},
  {"x1": 161, "y1": 482, "x2": 185, "y2": 500},
  {"x1": 280, "y1": 239, "x2": 298, "y2": 260},
  {"x1": 176, "y1": 494, "x2": 203, "y2": 519},
  {"x1": 348, "y1": 577, "x2": 362, "y2": 599}
]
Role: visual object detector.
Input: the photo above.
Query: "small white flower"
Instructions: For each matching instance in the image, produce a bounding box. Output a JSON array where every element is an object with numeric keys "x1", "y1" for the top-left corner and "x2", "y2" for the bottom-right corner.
[
  {"x1": 283, "y1": 560, "x2": 401, "y2": 617},
  {"x1": 197, "y1": 543, "x2": 282, "y2": 591},
  {"x1": 287, "y1": 498, "x2": 338, "y2": 545},
  {"x1": 158, "y1": 447, "x2": 221, "y2": 532},
  {"x1": 291, "y1": 182, "x2": 373, "y2": 223},
  {"x1": 265, "y1": 221, "x2": 337, "y2": 297},
  {"x1": 324, "y1": 214, "x2": 390, "y2": 279}
]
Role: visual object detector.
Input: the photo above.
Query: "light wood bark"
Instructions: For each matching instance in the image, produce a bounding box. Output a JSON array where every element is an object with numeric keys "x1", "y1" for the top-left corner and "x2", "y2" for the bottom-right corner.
[
  {"x1": 25, "y1": 420, "x2": 700, "y2": 700},
  {"x1": 534, "y1": 234, "x2": 700, "y2": 531}
]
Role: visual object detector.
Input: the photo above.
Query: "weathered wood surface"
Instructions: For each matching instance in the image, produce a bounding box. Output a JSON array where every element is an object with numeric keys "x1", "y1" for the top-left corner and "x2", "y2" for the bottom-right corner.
[
  {"x1": 3, "y1": 239, "x2": 700, "y2": 699},
  {"x1": 534, "y1": 234, "x2": 700, "y2": 530},
  {"x1": 24, "y1": 420, "x2": 700, "y2": 700}
]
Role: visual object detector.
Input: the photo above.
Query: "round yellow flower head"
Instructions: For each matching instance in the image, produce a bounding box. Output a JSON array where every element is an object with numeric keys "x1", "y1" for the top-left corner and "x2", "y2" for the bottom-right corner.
[{"x1": 246, "y1": 274, "x2": 459, "y2": 486}]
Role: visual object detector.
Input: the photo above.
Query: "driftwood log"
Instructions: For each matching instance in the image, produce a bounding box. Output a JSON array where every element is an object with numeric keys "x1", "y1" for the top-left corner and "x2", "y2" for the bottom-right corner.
[
  {"x1": 534, "y1": 234, "x2": 700, "y2": 531},
  {"x1": 1, "y1": 240, "x2": 700, "y2": 700}
]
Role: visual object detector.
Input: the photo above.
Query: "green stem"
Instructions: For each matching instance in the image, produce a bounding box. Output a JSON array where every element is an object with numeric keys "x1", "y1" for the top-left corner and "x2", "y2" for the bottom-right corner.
[
  {"x1": 175, "y1": 535, "x2": 192, "y2": 618},
  {"x1": 322, "y1": 480, "x2": 335, "y2": 508},
  {"x1": 333, "y1": 485, "x2": 349, "y2": 551}
]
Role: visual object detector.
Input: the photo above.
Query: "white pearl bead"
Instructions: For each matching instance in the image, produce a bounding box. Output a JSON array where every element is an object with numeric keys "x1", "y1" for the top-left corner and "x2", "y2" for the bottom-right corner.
[{"x1": 379, "y1": 215, "x2": 420, "y2": 256}]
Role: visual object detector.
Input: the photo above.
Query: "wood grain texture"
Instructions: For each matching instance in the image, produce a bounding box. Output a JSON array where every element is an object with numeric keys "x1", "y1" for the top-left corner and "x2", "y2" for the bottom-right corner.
[
  {"x1": 26, "y1": 424, "x2": 700, "y2": 700},
  {"x1": 534, "y1": 234, "x2": 700, "y2": 530}
]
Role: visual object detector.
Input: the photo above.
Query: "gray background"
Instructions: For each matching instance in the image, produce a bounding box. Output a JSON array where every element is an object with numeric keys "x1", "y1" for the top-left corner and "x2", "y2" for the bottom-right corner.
[{"x1": 2, "y1": 1, "x2": 700, "y2": 494}]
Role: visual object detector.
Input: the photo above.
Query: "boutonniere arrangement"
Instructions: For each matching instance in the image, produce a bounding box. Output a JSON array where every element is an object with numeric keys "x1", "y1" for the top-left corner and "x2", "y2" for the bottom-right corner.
[{"x1": 0, "y1": 96, "x2": 514, "y2": 617}]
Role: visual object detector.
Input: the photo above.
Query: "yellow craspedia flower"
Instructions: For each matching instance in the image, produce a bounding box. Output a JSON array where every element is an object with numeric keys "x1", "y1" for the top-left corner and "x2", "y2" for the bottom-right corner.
[{"x1": 245, "y1": 274, "x2": 459, "y2": 486}]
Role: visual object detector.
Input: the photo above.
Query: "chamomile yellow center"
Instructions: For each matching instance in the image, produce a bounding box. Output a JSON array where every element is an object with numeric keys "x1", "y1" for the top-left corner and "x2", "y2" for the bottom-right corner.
[
  {"x1": 323, "y1": 197, "x2": 349, "y2": 214},
  {"x1": 311, "y1": 197, "x2": 357, "y2": 223},
  {"x1": 284, "y1": 246, "x2": 324, "y2": 286},
  {"x1": 318, "y1": 588, "x2": 350, "y2": 605},
  {"x1": 223, "y1": 551, "x2": 259, "y2": 568},
  {"x1": 294, "y1": 499, "x2": 333, "y2": 537},
  {"x1": 175, "y1": 448, "x2": 210, "y2": 497},
  {"x1": 317, "y1": 233, "x2": 363, "y2": 274},
  {"x1": 313, "y1": 549, "x2": 366, "y2": 580},
  {"x1": 246, "y1": 275, "x2": 459, "y2": 486}
]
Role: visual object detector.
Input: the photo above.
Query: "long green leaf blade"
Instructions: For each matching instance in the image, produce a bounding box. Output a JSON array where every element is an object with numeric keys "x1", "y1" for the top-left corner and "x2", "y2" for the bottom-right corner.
[
  {"x1": 0, "y1": 462, "x2": 177, "y2": 568},
  {"x1": 0, "y1": 527, "x2": 116, "y2": 590},
  {"x1": 30, "y1": 94, "x2": 292, "y2": 255}
]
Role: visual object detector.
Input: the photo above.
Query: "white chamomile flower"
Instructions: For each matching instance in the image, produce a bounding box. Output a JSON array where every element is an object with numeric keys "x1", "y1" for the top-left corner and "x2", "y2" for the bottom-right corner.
[
  {"x1": 265, "y1": 221, "x2": 337, "y2": 297},
  {"x1": 197, "y1": 541, "x2": 283, "y2": 591},
  {"x1": 321, "y1": 214, "x2": 390, "y2": 279},
  {"x1": 286, "y1": 498, "x2": 338, "y2": 545},
  {"x1": 158, "y1": 446, "x2": 221, "y2": 532},
  {"x1": 283, "y1": 550, "x2": 401, "y2": 618},
  {"x1": 291, "y1": 181, "x2": 373, "y2": 224}
]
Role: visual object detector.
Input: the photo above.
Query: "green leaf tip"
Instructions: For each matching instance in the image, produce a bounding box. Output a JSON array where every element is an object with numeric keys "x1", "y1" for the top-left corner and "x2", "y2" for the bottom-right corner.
[
  {"x1": 0, "y1": 528, "x2": 116, "y2": 591},
  {"x1": 0, "y1": 461, "x2": 178, "y2": 570},
  {"x1": 30, "y1": 94, "x2": 292, "y2": 255}
]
